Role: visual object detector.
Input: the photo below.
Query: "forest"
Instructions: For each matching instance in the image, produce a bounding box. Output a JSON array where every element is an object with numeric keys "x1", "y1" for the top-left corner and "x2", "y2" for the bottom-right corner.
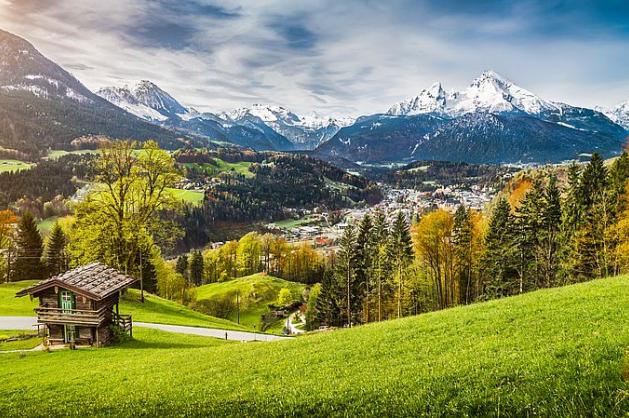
[
  {"x1": 372, "y1": 160, "x2": 518, "y2": 191},
  {"x1": 307, "y1": 152, "x2": 629, "y2": 329},
  {"x1": 1, "y1": 141, "x2": 628, "y2": 335}
]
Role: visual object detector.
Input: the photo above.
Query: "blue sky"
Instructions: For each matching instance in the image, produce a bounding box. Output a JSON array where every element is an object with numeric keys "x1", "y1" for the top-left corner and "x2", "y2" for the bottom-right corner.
[{"x1": 1, "y1": 0, "x2": 628, "y2": 116}]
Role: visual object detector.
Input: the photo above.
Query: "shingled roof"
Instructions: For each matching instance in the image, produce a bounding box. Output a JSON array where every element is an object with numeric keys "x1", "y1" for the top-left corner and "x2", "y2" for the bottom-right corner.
[{"x1": 16, "y1": 262, "x2": 137, "y2": 300}]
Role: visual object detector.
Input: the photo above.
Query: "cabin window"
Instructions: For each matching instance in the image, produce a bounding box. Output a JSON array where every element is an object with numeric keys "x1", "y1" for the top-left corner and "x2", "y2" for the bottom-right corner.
[{"x1": 59, "y1": 290, "x2": 75, "y2": 312}]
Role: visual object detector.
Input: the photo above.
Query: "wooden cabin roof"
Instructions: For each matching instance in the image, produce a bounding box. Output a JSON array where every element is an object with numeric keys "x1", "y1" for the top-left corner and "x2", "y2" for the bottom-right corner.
[{"x1": 15, "y1": 262, "x2": 137, "y2": 300}]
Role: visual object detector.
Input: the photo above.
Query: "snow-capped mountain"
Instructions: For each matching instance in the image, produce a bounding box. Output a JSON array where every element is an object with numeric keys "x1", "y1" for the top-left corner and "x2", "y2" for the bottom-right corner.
[
  {"x1": 317, "y1": 71, "x2": 627, "y2": 164},
  {"x1": 598, "y1": 100, "x2": 629, "y2": 130},
  {"x1": 0, "y1": 29, "x2": 180, "y2": 156},
  {"x1": 97, "y1": 81, "x2": 197, "y2": 122},
  {"x1": 387, "y1": 70, "x2": 560, "y2": 117},
  {"x1": 98, "y1": 82, "x2": 295, "y2": 151},
  {"x1": 221, "y1": 104, "x2": 353, "y2": 149}
]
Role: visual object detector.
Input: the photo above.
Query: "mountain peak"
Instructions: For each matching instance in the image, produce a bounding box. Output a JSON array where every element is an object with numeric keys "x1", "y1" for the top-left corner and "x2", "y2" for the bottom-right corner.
[
  {"x1": 97, "y1": 80, "x2": 192, "y2": 121},
  {"x1": 388, "y1": 71, "x2": 558, "y2": 117}
]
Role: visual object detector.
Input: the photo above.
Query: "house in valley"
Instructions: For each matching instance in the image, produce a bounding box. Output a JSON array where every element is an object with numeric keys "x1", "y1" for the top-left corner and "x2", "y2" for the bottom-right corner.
[{"x1": 16, "y1": 263, "x2": 136, "y2": 346}]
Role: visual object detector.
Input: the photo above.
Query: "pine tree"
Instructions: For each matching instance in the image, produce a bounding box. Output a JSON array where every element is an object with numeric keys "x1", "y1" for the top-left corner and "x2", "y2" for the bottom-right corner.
[
  {"x1": 371, "y1": 209, "x2": 392, "y2": 321},
  {"x1": 44, "y1": 222, "x2": 67, "y2": 277},
  {"x1": 315, "y1": 269, "x2": 341, "y2": 327},
  {"x1": 189, "y1": 250, "x2": 204, "y2": 286},
  {"x1": 575, "y1": 153, "x2": 609, "y2": 279},
  {"x1": 175, "y1": 255, "x2": 189, "y2": 280},
  {"x1": 453, "y1": 205, "x2": 473, "y2": 304},
  {"x1": 514, "y1": 177, "x2": 544, "y2": 292},
  {"x1": 559, "y1": 162, "x2": 582, "y2": 281},
  {"x1": 481, "y1": 198, "x2": 516, "y2": 298},
  {"x1": 540, "y1": 174, "x2": 562, "y2": 287},
  {"x1": 607, "y1": 152, "x2": 629, "y2": 275},
  {"x1": 387, "y1": 211, "x2": 413, "y2": 318},
  {"x1": 356, "y1": 214, "x2": 376, "y2": 322},
  {"x1": 12, "y1": 211, "x2": 45, "y2": 281},
  {"x1": 335, "y1": 224, "x2": 360, "y2": 326}
]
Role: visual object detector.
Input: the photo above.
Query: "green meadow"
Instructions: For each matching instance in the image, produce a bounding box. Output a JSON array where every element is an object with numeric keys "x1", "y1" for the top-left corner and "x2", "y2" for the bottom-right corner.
[
  {"x1": 0, "y1": 276, "x2": 627, "y2": 416},
  {"x1": 0, "y1": 281, "x2": 245, "y2": 331},
  {"x1": 195, "y1": 274, "x2": 306, "y2": 332},
  {"x1": 0, "y1": 159, "x2": 33, "y2": 173}
]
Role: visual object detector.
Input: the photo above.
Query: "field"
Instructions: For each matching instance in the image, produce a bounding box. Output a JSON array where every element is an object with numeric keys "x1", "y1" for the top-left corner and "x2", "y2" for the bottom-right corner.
[
  {"x1": 45, "y1": 150, "x2": 100, "y2": 160},
  {"x1": 0, "y1": 159, "x2": 33, "y2": 173},
  {"x1": 183, "y1": 159, "x2": 254, "y2": 178},
  {"x1": 0, "y1": 281, "x2": 245, "y2": 331},
  {"x1": 0, "y1": 330, "x2": 40, "y2": 351},
  {"x1": 37, "y1": 216, "x2": 59, "y2": 236},
  {"x1": 196, "y1": 274, "x2": 306, "y2": 331},
  {"x1": 273, "y1": 214, "x2": 322, "y2": 229},
  {"x1": 166, "y1": 188, "x2": 204, "y2": 204},
  {"x1": 0, "y1": 276, "x2": 627, "y2": 416}
]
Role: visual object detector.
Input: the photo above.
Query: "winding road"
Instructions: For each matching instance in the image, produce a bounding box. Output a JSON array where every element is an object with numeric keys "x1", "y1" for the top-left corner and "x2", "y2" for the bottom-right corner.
[{"x1": 0, "y1": 317, "x2": 291, "y2": 342}]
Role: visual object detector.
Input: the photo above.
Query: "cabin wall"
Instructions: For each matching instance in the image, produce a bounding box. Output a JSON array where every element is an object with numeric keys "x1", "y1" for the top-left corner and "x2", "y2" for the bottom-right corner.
[
  {"x1": 94, "y1": 293, "x2": 119, "y2": 311},
  {"x1": 37, "y1": 287, "x2": 60, "y2": 309}
]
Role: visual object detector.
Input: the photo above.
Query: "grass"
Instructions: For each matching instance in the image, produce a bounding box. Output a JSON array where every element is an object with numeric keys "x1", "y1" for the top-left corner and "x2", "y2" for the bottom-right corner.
[
  {"x1": 0, "y1": 332, "x2": 40, "y2": 351},
  {"x1": 196, "y1": 274, "x2": 305, "y2": 331},
  {"x1": 120, "y1": 289, "x2": 246, "y2": 331},
  {"x1": 166, "y1": 188, "x2": 204, "y2": 204},
  {"x1": 0, "y1": 159, "x2": 33, "y2": 173},
  {"x1": 273, "y1": 214, "x2": 322, "y2": 229},
  {"x1": 0, "y1": 281, "x2": 246, "y2": 331},
  {"x1": 0, "y1": 276, "x2": 627, "y2": 416},
  {"x1": 37, "y1": 216, "x2": 59, "y2": 236},
  {"x1": 183, "y1": 159, "x2": 254, "y2": 178},
  {"x1": 0, "y1": 281, "x2": 37, "y2": 316},
  {"x1": 45, "y1": 150, "x2": 100, "y2": 160}
]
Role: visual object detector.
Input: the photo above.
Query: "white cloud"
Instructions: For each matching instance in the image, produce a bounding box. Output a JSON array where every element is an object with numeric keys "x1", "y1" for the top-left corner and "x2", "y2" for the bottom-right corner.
[{"x1": 0, "y1": 0, "x2": 628, "y2": 116}]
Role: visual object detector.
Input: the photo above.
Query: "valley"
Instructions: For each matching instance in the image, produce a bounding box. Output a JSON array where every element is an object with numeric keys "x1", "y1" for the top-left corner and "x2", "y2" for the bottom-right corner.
[{"x1": 0, "y1": 13, "x2": 628, "y2": 418}]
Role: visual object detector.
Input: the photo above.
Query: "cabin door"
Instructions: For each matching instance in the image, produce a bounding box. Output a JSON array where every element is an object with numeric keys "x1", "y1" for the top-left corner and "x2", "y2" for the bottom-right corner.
[{"x1": 60, "y1": 291, "x2": 76, "y2": 343}]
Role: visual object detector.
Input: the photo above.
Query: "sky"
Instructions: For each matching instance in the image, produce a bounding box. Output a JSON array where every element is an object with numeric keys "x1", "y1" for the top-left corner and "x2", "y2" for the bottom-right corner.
[{"x1": 1, "y1": 0, "x2": 629, "y2": 117}]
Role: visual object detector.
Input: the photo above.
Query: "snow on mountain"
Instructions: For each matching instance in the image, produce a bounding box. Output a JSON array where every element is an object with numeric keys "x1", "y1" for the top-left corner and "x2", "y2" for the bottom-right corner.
[
  {"x1": 598, "y1": 100, "x2": 629, "y2": 130},
  {"x1": 387, "y1": 70, "x2": 560, "y2": 117},
  {"x1": 97, "y1": 81, "x2": 197, "y2": 122},
  {"x1": 221, "y1": 104, "x2": 354, "y2": 148},
  {"x1": 0, "y1": 30, "x2": 93, "y2": 105}
]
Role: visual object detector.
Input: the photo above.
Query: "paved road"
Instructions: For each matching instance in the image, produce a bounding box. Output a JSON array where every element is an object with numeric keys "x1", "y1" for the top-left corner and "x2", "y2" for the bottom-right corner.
[{"x1": 0, "y1": 317, "x2": 291, "y2": 342}]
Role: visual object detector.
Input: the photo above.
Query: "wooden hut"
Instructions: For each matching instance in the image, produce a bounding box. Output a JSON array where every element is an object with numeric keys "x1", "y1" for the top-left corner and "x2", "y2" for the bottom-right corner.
[{"x1": 16, "y1": 262, "x2": 137, "y2": 346}]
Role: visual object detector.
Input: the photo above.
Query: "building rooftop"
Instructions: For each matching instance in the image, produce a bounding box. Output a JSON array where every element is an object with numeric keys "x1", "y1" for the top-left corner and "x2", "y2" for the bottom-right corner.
[{"x1": 16, "y1": 262, "x2": 137, "y2": 300}]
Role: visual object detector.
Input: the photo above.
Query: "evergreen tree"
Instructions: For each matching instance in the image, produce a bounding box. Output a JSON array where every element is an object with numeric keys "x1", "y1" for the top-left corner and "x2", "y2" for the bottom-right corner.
[
  {"x1": 452, "y1": 205, "x2": 474, "y2": 304},
  {"x1": 513, "y1": 177, "x2": 544, "y2": 292},
  {"x1": 575, "y1": 153, "x2": 609, "y2": 279},
  {"x1": 44, "y1": 222, "x2": 67, "y2": 277},
  {"x1": 13, "y1": 211, "x2": 45, "y2": 281},
  {"x1": 356, "y1": 214, "x2": 376, "y2": 322},
  {"x1": 559, "y1": 162, "x2": 582, "y2": 281},
  {"x1": 189, "y1": 250, "x2": 204, "y2": 286},
  {"x1": 175, "y1": 255, "x2": 189, "y2": 280},
  {"x1": 315, "y1": 268, "x2": 342, "y2": 327},
  {"x1": 371, "y1": 208, "x2": 392, "y2": 321},
  {"x1": 387, "y1": 211, "x2": 413, "y2": 318},
  {"x1": 481, "y1": 198, "x2": 516, "y2": 298},
  {"x1": 540, "y1": 174, "x2": 562, "y2": 287},
  {"x1": 335, "y1": 224, "x2": 360, "y2": 326}
]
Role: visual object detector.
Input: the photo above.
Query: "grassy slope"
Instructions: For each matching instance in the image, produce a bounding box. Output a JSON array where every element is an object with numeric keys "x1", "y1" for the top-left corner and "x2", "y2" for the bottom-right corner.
[
  {"x1": 196, "y1": 274, "x2": 305, "y2": 331},
  {"x1": 0, "y1": 281, "x2": 245, "y2": 331},
  {"x1": 0, "y1": 159, "x2": 33, "y2": 173},
  {"x1": 183, "y1": 160, "x2": 254, "y2": 178},
  {"x1": 0, "y1": 276, "x2": 627, "y2": 416},
  {"x1": 166, "y1": 188, "x2": 204, "y2": 204}
]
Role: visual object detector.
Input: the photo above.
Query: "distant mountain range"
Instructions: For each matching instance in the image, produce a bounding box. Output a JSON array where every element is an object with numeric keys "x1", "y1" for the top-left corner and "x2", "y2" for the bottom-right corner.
[
  {"x1": 316, "y1": 71, "x2": 628, "y2": 163},
  {"x1": 0, "y1": 29, "x2": 626, "y2": 163},
  {"x1": 97, "y1": 84, "x2": 351, "y2": 151},
  {"x1": 0, "y1": 30, "x2": 182, "y2": 158}
]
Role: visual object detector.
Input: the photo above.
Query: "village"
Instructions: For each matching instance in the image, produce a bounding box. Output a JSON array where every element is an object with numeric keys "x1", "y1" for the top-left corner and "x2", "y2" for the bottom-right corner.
[{"x1": 262, "y1": 182, "x2": 499, "y2": 248}]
